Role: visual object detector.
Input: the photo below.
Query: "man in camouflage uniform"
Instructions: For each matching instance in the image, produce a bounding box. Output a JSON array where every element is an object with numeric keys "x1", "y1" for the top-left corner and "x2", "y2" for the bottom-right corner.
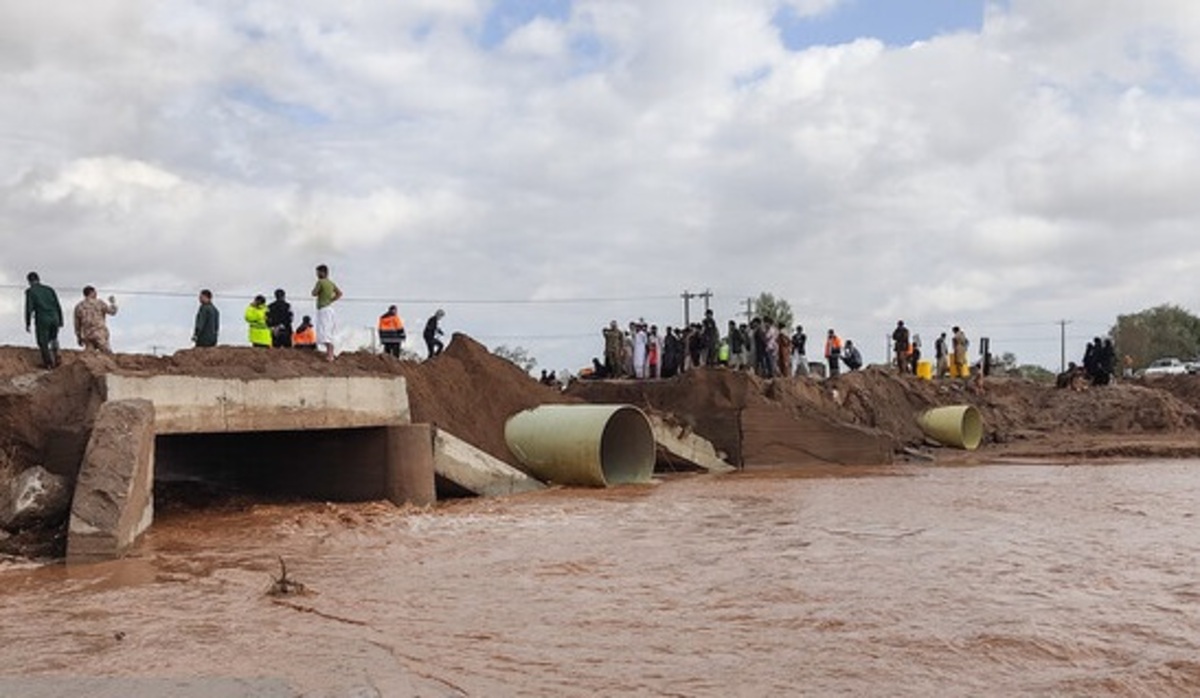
[{"x1": 73, "y1": 285, "x2": 119, "y2": 353}]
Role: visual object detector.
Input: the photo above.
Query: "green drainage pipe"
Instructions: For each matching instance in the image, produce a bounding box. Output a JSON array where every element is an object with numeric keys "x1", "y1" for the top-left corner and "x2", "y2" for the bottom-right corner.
[
  {"x1": 504, "y1": 404, "x2": 656, "y2": 487},
  {"x1": 917, "y1": 405, "x2": 983, "y2": 451}
]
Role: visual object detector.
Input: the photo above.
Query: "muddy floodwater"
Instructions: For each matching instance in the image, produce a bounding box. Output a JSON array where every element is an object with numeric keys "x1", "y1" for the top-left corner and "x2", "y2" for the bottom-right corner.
[{"x1": 3, "y1": 461, "x2": 1200, "y2": 696}]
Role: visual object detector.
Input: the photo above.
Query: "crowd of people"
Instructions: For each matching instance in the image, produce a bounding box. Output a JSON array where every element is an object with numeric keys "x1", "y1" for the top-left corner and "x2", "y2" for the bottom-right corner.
[
  {"x1": 1057, "y1": 337, "x2": 1119, "y2": 390},
  {"x1": 585, "y1": 311, "x2": 977, "y2": 382},
  {"x1": 21, "y1": 264, "x2": 449, "y2": 369}
]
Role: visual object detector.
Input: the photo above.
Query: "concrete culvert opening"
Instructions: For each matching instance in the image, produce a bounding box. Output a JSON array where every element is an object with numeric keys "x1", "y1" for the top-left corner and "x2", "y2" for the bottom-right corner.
[{"x1": 154, "y1": 427, "x2": 391, "y2": 511}]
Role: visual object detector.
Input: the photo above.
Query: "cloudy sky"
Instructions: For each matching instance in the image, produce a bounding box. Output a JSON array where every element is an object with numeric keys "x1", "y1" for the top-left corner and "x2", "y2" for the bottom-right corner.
[{"x1": 3, "y1": 0, "x2": 1199, "y2": 372}]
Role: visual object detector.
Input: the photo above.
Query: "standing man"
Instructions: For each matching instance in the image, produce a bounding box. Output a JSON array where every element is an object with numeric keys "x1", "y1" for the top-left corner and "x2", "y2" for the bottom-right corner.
[
  {"x1": 193, "y1": 289, "x2": 220, "y2": 347},
  {"x1": 632, "y1": 321, "x2": 648, "y2": 379},
  {"x1": 602, "y1": 320, "x2": 622, "y2": 377},
  {"x1": 824, "y1": 329, "x2": 842, "y2": 378},
  {"x1": 792, "y1": 325, "x2": 809, "y2": 377},
  {"x1": 73, "y1": 285, "x2": 118, "y2": 353},
  {"x1": 311, "y1": 264, "x2": 342, "y2": 362},
  {"x1": 266, "y1": 288, "x2": 293, "y2": 348},
  {"x1": 378, "y1": 305, "x2": 406, "y2": 358},
  {"x1": 951, "y1": 326, "x2": 969, "y2": 378},
  {"x1": 702, "y1": 309, "x2": 720, "y2": 367},
  {"x1": 423, "y1": 309, "x2": 445, "y2": 359},
  {"x1": 892, "y1": 320, "x2": 910, "y2": 373},
  {"x1": 934, "y1": 332, "x2": 949, "y2": 378},
  {"x1": 24, "y1": 272, "x2": 63, "y2": 369},
  {"x1": 244, "y1": 295, "x2": 271, "y2": 348}
]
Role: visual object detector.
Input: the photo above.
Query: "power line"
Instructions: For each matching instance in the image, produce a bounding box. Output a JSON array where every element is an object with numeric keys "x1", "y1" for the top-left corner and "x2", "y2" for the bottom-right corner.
[{"x1": 0, "y1": 284, "x2": 677, "y2": 306}]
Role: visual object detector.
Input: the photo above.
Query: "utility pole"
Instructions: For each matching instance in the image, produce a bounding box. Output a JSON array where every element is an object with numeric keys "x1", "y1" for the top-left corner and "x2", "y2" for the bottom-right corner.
[
  {"x1": 698, "y1": 289, "x2": 713, "y2": 314},
  {"x1": 744, "y1": 298, "x2": 753, "y2": 322},
  {"x1": 681, "y1": 289, "x2": 697, "y2": 326},
  {"x1": 1058, "y1": 319, "x2": 1071, "y2": 373}
]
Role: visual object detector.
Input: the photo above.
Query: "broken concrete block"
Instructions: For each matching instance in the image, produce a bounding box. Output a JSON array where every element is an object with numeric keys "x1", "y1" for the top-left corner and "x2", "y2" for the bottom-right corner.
[
  {"x1": 648, "y1": 414, "x2": 736, "y2": 473},
  {"x1": 67, "y1": 399, "x2": 156, "y2": 562},
  {"x1": 434, "y1": 429, "x2": 545, "y2": 497},
  {"x1": 0, "y1": 466, "x2": 71, "y2": 531}
]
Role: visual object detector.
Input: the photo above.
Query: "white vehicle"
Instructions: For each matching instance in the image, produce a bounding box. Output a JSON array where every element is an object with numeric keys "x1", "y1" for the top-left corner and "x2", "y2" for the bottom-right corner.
[{"x1": 1142, "y1": 357, "x2": 1189, "y2": 377}]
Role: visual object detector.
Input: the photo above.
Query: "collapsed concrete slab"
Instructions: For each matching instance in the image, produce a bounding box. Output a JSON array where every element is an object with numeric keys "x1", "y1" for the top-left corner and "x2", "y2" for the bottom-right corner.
[
  {"x1": 648, "y1": 414, "x2": 735, "y2": 474},
  {"x1": 104, "y1": 375, "x2": 410, "y2": 434},
  {"x1": 67, "y1": 399, "x2": 156, "y2": 562},
  {"x1": 434, "y1": 429, "x2": 545, "y2": 497},
  {"x1": 739, "y1": 405, "x2": 894, "y2": 466}
]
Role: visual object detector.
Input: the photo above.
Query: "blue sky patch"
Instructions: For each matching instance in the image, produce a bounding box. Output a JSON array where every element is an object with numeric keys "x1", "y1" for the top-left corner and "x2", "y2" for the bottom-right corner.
[
  {"x1": 480, "y1": 0, "x2": 573, "y2": 49},
  {"x1": 775, "y1": 0, "x2": 985, "y2": 49}
]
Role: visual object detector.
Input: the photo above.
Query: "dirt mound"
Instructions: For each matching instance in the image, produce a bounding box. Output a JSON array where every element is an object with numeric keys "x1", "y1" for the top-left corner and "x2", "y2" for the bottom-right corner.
[
  {"x1": 568, "y1": 367, "x2": 1200, "y2": 458},
  {"x1": 386, "y1": 334, "x2": 576, "y2": 463}
]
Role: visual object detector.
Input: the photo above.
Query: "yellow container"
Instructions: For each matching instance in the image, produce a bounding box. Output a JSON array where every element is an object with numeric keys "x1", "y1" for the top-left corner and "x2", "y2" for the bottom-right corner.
[{"x1": 916, "y1": 360, "x2": 932, "y2": 380}]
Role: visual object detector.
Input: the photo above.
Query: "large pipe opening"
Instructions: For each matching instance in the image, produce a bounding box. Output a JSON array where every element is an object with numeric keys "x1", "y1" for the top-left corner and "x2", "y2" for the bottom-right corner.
[
  {"x1": 154, "y1": 427, "x2": 389, "y2": 511},
  {"x1": 505, "y1": 405, "x2": 656, "y2": 487}
]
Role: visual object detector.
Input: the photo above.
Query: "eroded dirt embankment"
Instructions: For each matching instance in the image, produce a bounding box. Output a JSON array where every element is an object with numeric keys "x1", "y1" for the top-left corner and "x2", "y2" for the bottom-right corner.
[
  {"x1": 4, "y1": 336, "x2": 1200, "y2": 558},
  {"x1": 5, "y1": 335, "x2": 1200, "y2": 480}
]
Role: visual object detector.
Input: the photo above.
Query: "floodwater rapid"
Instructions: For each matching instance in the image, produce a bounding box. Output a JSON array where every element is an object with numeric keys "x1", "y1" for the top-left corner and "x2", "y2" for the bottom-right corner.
[{"x1": 2, "y1": 461, "x2": 1200, "y2": 697}]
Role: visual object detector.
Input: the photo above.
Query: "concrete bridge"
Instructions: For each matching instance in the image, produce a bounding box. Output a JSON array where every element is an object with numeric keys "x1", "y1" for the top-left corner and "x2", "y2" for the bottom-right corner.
[{"x1": 67, "y1": 374, "x2": 436, "y2": 562}]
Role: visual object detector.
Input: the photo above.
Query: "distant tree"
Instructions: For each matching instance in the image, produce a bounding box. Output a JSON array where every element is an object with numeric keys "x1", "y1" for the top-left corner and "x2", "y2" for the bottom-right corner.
[
  {"x1": 1014, "y1": 364, "x2": 1056, "y2": 383},
  {"x1": 753, "y1": 292, "x2": 794, "y2": 327},
  {"x1": 1110, "y1": 304, "x2": 1200, "y2": 369},
  {"x1": 493, "y1": 344, "x2": 538, "y2": 374},
  {"x1": 987, "y1": 351, "x2": 1053, "y2": 382}
]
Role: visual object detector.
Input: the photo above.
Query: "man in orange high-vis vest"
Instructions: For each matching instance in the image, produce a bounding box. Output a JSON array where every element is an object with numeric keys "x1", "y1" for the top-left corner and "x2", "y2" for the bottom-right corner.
[
  {"x1": 293, "y1": 315, "x2": 317, "y2": 349},
  {"x1": 824, "y1": 329, "x2": 842, "y2": 378},
  {"x1": 378, "y1": 305, "x2": 406, "y2": 358}
]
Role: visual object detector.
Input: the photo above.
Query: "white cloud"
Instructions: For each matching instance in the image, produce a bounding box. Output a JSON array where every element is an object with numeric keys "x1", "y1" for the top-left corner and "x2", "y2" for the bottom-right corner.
[{"x1": 2, "y1": 1, "x2": 1200, "y2": 369}]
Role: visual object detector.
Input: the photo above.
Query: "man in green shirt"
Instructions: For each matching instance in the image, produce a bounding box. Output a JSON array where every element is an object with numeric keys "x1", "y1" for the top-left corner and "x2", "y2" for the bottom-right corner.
[
  {"x1": 24, "y1": 271, "x2": 63, "y2": 369},
  {"x1": 193, "y1": 289, "x2": 220, "y2": 347},
  {"x1": 311, "y1": 264, "x2": 343, "y2": 362}
]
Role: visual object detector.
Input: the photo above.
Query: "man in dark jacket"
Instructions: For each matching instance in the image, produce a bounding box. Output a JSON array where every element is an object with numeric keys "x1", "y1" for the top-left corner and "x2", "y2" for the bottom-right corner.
[
  {"x1": 792, "y1": 325, "x2": 808, "y2": 376},
  {"x1": 193, "y1": 289, "x2": 220, "y2": 347},
  {"x1": 24, "y1": 271, "x2": 63, "y2": 369},
  {"x1": 892, "y1": 320, "x2": 910, "y2": 373},
  {"x1": 266, "y1": 288, "x2": 293, "y2": 348},
  {"x1": 423, "y1": 309, "x2": 445, "y2": 359}
]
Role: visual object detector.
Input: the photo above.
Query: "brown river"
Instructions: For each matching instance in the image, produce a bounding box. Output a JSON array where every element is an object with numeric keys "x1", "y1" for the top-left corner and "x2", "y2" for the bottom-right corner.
[{"x1": 2, "y1": 460, "x2": 1200, "y2": 697}]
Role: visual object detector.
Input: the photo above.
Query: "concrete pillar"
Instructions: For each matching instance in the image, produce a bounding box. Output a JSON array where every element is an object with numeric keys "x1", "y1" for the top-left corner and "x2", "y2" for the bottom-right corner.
[
  {"x1": 67, "y1": 399, "x2": 156, "y2": 562},
  {"x1": 385, "y1": 424, "x2": 436, "y2": 507}
]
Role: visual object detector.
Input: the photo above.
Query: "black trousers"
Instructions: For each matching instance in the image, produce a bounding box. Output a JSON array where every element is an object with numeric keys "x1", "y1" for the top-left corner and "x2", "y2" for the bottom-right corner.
[
  {"x1": 35, "y1": 322, "x2": 60, "y2": 368},
  {"x1": 425, "y1": 336, "x2": 443, "y2": 358}
]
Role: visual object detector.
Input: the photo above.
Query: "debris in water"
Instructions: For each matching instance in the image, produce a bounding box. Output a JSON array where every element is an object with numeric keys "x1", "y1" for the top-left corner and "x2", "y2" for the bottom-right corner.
[{"x1": 267, "y1": 556, "x2": 308, "y2": 596}]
